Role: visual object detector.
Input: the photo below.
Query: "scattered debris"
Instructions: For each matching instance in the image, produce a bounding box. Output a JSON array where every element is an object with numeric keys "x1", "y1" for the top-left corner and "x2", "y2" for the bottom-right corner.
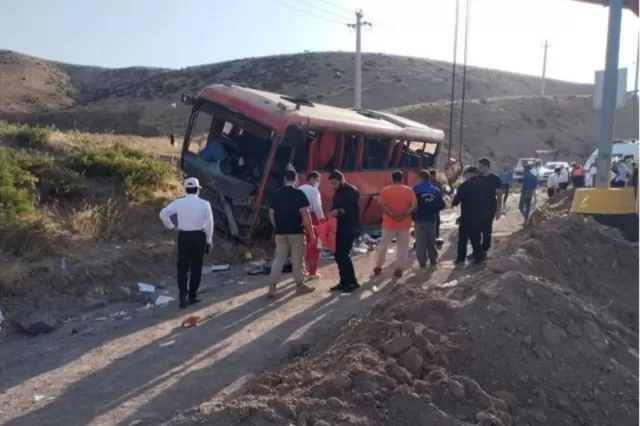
[
  {"x1": 154, "y1": 295, "x2": 175, "y2": 306},
  {"x1": 158, "y1": 340, "x2": 175, "y2": 347},
  {"x1": 19, "y1": 312, "x2": 57, "y2": 335},
  {"x1": 137, "y1": 283, "x2": 156, "y2": 293},
  {"x1": 203, "y1": 264, "x2": 231, "y2": 275},
  {"x1": 181, "y1": 316, "x2": 202, "y2": 328}
]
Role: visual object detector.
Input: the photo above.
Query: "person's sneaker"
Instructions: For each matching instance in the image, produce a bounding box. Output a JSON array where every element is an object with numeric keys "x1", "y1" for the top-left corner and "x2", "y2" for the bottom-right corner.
[
  {"x1": 454, "y1": 259, "x2": 466, "y2": 266},
  {"x1": 419, "y1": 263, "x2": 427, "y2": 268},
  {"x1": 429, "y1": 260, "x2": 438, "y2": 268},
  {"x1": 179, "y1": 299, "x2": 188, "y2": 309},
  {"x1": 329, "y1": 283, "x2": 344, "y2": 292},
  {"x1": 341, "y1": 283, "x2": 361, "y2": 294},
  {"x1": 466, "y1": 253, "x2": 476, "y2": 261},
  {"x1": 296, "y1": 283, "x2": 315, "y2": 294},
  {"x1": 394, "y1": 269, "x2": 403, "y2": 278},
  {"x1": 188, "y1": 298, "x2": 201, "y2": 306},
  {"x1": 306, "y1": 273, "x2": 321, "y2": 281},
  {"x1": 373, "y1": 267, "x2": 382, "y2": 276},
  {"x1": 474, "y1": 258, "x2": 487, "y2": 265}
]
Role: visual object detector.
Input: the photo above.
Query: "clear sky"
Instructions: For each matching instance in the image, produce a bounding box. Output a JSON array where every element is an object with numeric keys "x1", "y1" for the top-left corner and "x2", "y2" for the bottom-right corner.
[{"x1": 1, "y1": 0, "x2": 638, "y2": 85}]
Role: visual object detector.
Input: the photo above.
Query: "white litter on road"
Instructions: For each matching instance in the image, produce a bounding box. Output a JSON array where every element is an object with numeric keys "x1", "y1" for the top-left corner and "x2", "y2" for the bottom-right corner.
[
  {"x1": 158, "y1": 340, "x2": 175, "y2": 347},
  {"x1": 137, "y1": 283, "x2": 156, "y2": 293},
  {"x1": 154, "y1": 295, "x2": 175, "y2": 306}
]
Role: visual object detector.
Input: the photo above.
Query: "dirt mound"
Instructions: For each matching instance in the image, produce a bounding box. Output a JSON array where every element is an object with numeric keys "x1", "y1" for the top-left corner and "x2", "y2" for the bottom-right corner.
[
  {"x1": 179, "y1": 215, "x2": 638, "y2": 426},
  {"x1": 529, "y1": 189, "x2": 575, "y2": 226}
]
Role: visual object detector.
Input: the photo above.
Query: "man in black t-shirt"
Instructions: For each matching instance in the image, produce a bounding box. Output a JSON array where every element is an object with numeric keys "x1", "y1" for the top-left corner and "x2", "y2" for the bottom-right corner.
[
  {"x1": 268, "y1": 169, "x2": 316, "y2": 297},
  {"x1": 327, "y1": 170, "x2": 361, "y2": 293},
  {"x1": 452, "y1": 166, "x2": 488, "y2": 264},
  {"x1": 477, "y1": 157, "x2": 503, "y2": 255}
]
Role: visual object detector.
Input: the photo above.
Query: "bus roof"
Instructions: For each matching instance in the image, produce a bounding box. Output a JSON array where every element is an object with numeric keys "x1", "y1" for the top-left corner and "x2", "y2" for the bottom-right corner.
[{"x1": 197, "y1": 84, "x2": 444, "y2": 143}]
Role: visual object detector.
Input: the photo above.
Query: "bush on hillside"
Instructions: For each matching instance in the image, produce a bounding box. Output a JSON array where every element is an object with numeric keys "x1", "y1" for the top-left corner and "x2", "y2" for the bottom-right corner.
[
  {"x1": 0, "y1": 121, "x2": 52, "y2": 149},
  {"x1": 68, "y1": 142, "x2": 174, "y2": 199},
  {"x1": 0, "y1": 148, "x2": 38, "y2": 226}
]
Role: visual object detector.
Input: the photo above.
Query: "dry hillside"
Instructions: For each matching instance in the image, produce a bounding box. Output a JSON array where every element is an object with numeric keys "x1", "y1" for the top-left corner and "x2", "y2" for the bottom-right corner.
[
  {"x1": 390, "y1": 95, "x2": 599, "y2": 165},
  {"x1": 1, "y1": 49, "x2": 593, "y2": 138}
]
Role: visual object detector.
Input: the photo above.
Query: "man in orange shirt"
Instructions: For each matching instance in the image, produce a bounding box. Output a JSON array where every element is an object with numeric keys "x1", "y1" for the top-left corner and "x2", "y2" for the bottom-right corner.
[{"x1": 374, "y1": 170, "x2": 417, "y2": 278}]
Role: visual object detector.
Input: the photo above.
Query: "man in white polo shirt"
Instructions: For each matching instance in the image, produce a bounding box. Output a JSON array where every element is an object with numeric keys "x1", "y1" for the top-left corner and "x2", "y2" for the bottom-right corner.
[{"x1": 159, "y1": 177, "x2": 214, "y2": 308}]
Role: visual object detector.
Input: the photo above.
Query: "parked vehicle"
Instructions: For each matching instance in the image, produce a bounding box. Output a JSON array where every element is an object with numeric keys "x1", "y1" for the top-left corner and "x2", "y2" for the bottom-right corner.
[
  {"x1": 178, "y1": 84, "x2": 445, "y2": 240},
  {"x1": 538, "y1": 161, "x2": 570, "y2": 182},
  {"x1": 513, "y1": 157, "x2": 542, "y2": 184}
]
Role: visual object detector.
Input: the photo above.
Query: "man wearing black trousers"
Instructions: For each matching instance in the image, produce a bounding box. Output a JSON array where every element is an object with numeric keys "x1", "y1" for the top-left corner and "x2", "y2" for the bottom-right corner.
[
  {"x1": 452, "y1": 166, "x2": 488, "y2": 265},
  {"x1": 327, "y1": 170, "x2": 361, "y2": 293},
  {"x1": 477, "y1": 158, "x2": 503, "y2": 257},
  {"x1": 159, "y1": 177, "x2": 214, "y2": 308}
]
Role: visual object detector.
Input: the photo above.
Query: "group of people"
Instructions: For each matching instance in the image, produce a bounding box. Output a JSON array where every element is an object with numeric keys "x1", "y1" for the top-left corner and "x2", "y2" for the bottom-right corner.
[
  {"x1": 157, "y1": 157, "x2": 510, "y2": 305},
  {"x1": 266, "y1": 157, "x2": 505, "y2": 298}
]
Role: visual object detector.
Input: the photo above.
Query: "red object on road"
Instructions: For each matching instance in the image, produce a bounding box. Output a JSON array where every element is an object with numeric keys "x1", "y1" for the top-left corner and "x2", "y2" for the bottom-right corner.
[{"x1": 316, "y1": 217, "x2": 337, "y2": 253}]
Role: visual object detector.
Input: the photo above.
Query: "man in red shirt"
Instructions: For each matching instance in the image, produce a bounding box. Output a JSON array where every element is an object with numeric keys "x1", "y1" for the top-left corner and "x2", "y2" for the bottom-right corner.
[{"x1": 374, "y1": 170, "x2": 417, "y2": 277}]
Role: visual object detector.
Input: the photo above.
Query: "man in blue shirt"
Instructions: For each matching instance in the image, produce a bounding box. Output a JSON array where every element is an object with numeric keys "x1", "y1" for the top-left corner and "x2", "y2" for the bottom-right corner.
[
  {"x1": 499, "y1": 164, "x2": 513, "y2": 208},
  {"x1": 519, "y1": 164, "x2": 537, "y2": 222},
  {"x1": 413, "y1": 170, "x2": 445, "y2": 267}
]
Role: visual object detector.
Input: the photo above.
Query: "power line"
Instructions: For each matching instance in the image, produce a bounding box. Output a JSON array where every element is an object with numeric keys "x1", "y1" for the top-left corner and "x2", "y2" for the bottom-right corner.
[
  {"x1": 264, "y1": 0, "x2": 347, "y2": 25},
  {"x1": 298, "y1": 0, "x2": 351, "y2": 20},
  {"x1": 317, "y1": 0, "x2": 353, "y2": 15}
]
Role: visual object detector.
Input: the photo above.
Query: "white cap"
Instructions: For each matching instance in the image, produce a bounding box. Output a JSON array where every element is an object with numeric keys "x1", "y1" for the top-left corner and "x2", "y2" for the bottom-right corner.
[{"x1": 184, "y1": 177, "x2": 201, "y2": 189}]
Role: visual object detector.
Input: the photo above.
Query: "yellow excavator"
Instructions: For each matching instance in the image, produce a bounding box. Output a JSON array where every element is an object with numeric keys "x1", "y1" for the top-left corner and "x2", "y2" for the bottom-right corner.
[{"x1": 568, "y1": 0, "x2": 638, "y2": 241}]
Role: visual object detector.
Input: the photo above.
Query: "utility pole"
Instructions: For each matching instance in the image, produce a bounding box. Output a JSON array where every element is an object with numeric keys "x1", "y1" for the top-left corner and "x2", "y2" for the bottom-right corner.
[
  {"x1": 541, "y1": 40, "x2": 551, "y2": 96},
  {"x1": 348, "y1": 9, "x2": 371, "y2": 110}
]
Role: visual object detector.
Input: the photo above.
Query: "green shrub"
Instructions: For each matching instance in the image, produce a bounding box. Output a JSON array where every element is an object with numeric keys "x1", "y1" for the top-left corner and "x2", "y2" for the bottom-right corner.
[
  {"x1": 0, "y1": 148, "x2": 38, "y2": 226},
  {"x1": 0, "y1": 121, "x2": 52, "y2": 149},
  {"x1": 69, "y1": 142, "x2": 173, "y2": 198}
]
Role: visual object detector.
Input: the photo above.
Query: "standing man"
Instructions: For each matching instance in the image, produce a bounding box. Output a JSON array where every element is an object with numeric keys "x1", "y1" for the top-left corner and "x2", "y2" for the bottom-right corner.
[
  {"x1": 267, "y1": 170, "x2": 315, "y2": 298},
  {"x1": 159, "y1": 177, "x2": 214, "y2": 309},
  {"x1": 519, "y1": 164, "x2": 538, "y2": 223},
  {"x1": 413, "y1": 170, "x2": 445, "y2": 268},
  {"x1": 570, "y1": 163, "x2": 585, "y2": 188},
  {"x1": 477, "y1": 158, "x2": 503, "y2": 257},
  {"x1": 558, "y1": 165, "x2": 569, "y2": 190},
  {"x1": 452, "y1": 166, "x2": 487, "y2": 265},
  {"x1": 611, "y1": 159, "x2": 629, "y2": 188},
  {"x1": 374, "y1": 170, "x2": 417, "y2": 278},
  {"x1": 546, "y1": 167, "x2": 560, "y2": 198},
  {"x1": 499, "y1": 164, "x2": 513, "y2": 208},
  {"x1": 327, "y1": 170, "x2": 361, "y2": 293},
  {"x1": 298, "y1": 171, "x2": 324, "y2": 280},
  {"x1": 429, "y1": 169, "x2": 449, "y2": 248}
]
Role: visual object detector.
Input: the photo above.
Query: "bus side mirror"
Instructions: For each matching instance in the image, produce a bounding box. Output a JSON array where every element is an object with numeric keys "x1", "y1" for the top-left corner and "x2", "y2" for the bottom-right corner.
[{"x1": 282, "y1": 125, "x2": 306, "y2": 149}]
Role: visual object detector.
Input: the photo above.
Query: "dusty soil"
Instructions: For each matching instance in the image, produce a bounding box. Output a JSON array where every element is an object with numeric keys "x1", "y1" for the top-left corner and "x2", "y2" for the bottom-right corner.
[
  {"x1": 170, "y1": 198, "x2": 638, "y2": 425},
  {"x1": 0, "y1": 199, "x2": 527, "y2": 426}
]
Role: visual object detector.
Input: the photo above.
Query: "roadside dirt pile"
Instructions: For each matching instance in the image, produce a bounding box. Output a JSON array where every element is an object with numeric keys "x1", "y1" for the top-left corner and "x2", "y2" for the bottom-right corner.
[
  {"x1": 183, "y1": 215, "x2": 638, "y2": 426},
  {"x1": 528, "y1": 189, "x2": 574, "y2": 227}
]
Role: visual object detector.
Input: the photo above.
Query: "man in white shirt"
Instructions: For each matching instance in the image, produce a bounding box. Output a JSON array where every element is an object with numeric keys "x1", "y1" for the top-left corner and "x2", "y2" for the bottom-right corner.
[
  {"x1": 558, "y1": 167, "x2": 569, "y2": 190},
  {"x1": 159, "y1": 177, "x2": 214, "y2": 308},
  {"x1": 298, "y1": 171, "x2": 325, "y2": 279},
  {"x1": 612, "y1": 160, "x2": 629, "y2": 187},
  {"x1": 546, "y1": 167, "x2": 560, "y2": 198}
]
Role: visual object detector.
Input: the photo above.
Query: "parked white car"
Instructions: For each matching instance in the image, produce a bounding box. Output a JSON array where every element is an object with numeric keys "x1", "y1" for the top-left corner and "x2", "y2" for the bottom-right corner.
[{"x1": 538, "y1": 161, "x2": 570, "y2": 182}]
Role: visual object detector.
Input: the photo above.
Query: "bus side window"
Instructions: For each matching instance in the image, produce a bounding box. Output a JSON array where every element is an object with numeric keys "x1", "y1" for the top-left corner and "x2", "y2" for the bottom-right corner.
[
  {"x1": 362, "y1": 138, "x2": 392, "y2": 170},
  {"x1": 292, "y1": 138, "x2": 313, "y2": 173},
  {"x1": 317, "y1": 132, "x2": 340, "y2": 171},
  {"x1": 342, "y1": 136, "x2": 358, "y2": 171}
]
